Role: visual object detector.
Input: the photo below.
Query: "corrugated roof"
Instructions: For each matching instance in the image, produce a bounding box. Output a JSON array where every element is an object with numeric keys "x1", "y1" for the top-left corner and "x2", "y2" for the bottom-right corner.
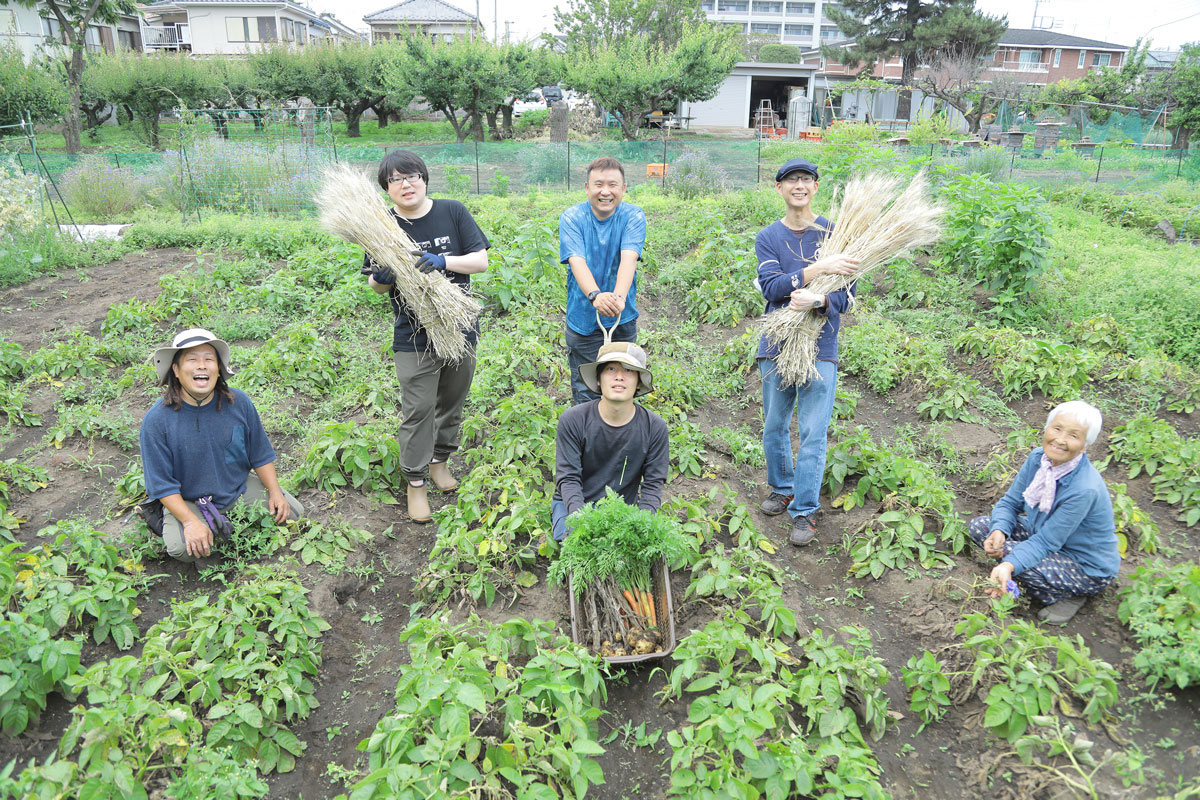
[
  {"x1": 997, "y1": 28, "x2": 1128, "y2": 51},
  {"x1": 363, "y1": 0, "x2": 478, "y2": 23},
  {"x1": 141, "y1": 0, "x2": 316, "y2": 12}
]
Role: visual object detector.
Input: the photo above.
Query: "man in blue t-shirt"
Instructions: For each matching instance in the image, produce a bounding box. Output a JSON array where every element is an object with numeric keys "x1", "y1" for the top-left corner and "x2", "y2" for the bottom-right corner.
[
  {"x1": 140, "y1": 329, "x2": 303, "y2": 563},
  {"x1": 755, "y1": 158, "x2": 859, "y2": 547},
  {"x1": 558, "y1": 157, "x2": 647, "y2": 405}
]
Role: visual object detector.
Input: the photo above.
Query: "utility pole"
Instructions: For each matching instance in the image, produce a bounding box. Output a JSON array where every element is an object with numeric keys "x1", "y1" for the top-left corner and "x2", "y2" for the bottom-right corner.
[
  {"x1": 504, "y1": 19, "x2": 511, "y2": 42},
  {"x1": 494, "y1": 0, "x2": 498, "y2": 41}
]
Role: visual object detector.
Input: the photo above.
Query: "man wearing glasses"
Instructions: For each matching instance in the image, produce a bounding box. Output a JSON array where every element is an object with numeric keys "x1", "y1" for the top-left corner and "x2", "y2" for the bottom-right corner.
[
  {"x1": 366, "y1": 150, "x2": 490, "y2": 524},
  {"x1": 755, "y1": 157, "x2": 858, "y2": 546}
]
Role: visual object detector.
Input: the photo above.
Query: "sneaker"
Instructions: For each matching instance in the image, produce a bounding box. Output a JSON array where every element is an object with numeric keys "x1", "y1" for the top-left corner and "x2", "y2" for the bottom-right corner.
[
  {"x1": 1038, "y1": 595, "x2": 1086, "y2": 625},
  {"x1": 789, "y1": 514, "x2": 818, "y2": 547},
  {"x1": 760, "y1": 492, "x2": 793, "y2": 516}
]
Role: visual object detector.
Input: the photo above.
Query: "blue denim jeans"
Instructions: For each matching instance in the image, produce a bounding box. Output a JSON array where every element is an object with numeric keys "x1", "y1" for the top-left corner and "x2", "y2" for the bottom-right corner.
[
  {"x1": 565, "y1": 320, "x2": 637, "y2": 405},
  {"x1": 551, "y1": 499, "x2": 570, "y2": 541},
  {"x1": 759, "y1": 358, "x2": 837, "y2": 519}
]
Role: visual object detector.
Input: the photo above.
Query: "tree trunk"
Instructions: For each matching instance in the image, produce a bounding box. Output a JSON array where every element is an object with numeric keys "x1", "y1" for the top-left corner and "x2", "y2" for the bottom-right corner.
[
  {"x1": 345, "y1": 106, "x2": 362, "y2": 137},
  {"x1": 82, "y1": 100, "x2": 112, "y2": 130},
  {"x1": 443, "y1": 107, "x2": 469, "y2": 143},
  {"x1": 63, "y1": 47, "x2": 85, "y2": 153},
  {"x1": 897, "y1": 52, "x2": 917, "y2": 124},
  {"x1": 377, "y1": 107, "x2": 390, "y2": 128},
  {"x1": 470, "y1": 110, "x2": 485, "y2": 142},
  {"x1": 620, "y1": 110, "x2": 640, "y2": 140},
  {"x1": 501, "y1": 106, "x2": 514, "y2": 139},
  {"x1": 1174, "y1": 126, "x2": 1190, "y2": 150},
  {"x1": 486, "y1": 110, "x2": 500, "y2": 140}
]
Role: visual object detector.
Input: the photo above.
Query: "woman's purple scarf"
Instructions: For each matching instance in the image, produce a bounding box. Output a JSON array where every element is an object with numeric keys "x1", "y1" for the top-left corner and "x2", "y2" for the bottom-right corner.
[{"x1": 1023, "y1": 452, "x2": 1084, "y2": 513}]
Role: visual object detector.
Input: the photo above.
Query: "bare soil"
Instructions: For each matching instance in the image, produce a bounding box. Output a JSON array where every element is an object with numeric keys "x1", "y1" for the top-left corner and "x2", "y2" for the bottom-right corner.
[{"x1": 1, "y1": 247, "x2": 1198, "y2": 800}]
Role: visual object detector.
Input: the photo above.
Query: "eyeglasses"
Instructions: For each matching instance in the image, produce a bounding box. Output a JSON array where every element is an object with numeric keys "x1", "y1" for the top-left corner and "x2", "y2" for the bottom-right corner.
[
  {"x1": 780, "y1": 173, "x2": 817, "y2": 185},
  {"x1": 388, "y1": 173, "x2": 424, "y2": 186}
]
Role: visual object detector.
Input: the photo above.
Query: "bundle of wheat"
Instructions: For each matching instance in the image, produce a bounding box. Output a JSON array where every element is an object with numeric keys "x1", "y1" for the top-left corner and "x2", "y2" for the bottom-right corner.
[
  {"x1": 315, "y1": 164, "x2": 481, "y2": 363},
  {"x1": 761, "y1": 171, "x2": 943, "y2": 387}
]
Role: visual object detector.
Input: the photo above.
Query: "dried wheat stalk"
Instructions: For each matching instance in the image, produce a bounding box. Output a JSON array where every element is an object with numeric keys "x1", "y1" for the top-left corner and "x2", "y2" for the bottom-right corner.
[
  {"x1": 761, "y1": 171, "x2": 943, "y2": 387},
  {"x1": 315, "y1": 164, "x2": 481, "y2": 363}
]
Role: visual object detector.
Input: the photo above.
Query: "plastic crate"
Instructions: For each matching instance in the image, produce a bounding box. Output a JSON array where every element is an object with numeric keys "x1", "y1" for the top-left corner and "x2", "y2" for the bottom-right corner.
[
  {"x1": 569, "y1": 559, "x2": 676, "y2": 665},
  {"x1": 646, "y1": 163, "x2": 668, "y2": 178}
]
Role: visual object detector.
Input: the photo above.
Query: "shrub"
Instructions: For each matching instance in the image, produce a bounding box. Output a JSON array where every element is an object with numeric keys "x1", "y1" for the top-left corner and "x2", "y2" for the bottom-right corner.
[
  {"x1": 0, "y1": 164, "x2": 42, "y2": 233},
  {"x1": 666, "y1": 150, "x2": 732, "y2": 200},
  {"x1": 757, "y1": 44, "x2": 802, "y2": 63},
  {"x1": 821, "y1": 120, "x2": 883, "y2": 145},
  {"x1": 517, "y1": 142, "x2": 569, "y2": 186},
  {"x1": 959, "y1": 144, "x2": 1010, "y2": 181},
  {"x1": 61, "y1": 157, "x2": 147, "y2": 221},
  {"x1": 1118, "y1": 561, "x2": 1200, "y2": 689},
  {"x1": 906, "y1": 113, "x2": 960, "y2": 146}
]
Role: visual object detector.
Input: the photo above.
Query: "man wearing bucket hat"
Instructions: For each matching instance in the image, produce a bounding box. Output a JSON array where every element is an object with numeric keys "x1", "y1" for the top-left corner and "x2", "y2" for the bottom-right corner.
[
  {"x1": 139, "y1": 329, "x2": 304, "y2": 563},
  {"x1": 756, "y1": 157, "x2": 859, "y2": 547},
  {"x1": 551, "y1": 342, "x2": 669, "y2": 541}
]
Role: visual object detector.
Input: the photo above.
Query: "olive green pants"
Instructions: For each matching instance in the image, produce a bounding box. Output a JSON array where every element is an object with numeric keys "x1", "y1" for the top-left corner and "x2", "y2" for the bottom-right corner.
[{"x1": 393, "y1": 349, "x2": 476, "y2": 482}]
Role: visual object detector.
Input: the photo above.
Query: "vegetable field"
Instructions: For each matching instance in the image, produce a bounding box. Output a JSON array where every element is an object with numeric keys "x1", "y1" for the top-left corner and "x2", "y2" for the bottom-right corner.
[{"x1": 1, "y1": 163, "x2": 1199, "y2": 799}]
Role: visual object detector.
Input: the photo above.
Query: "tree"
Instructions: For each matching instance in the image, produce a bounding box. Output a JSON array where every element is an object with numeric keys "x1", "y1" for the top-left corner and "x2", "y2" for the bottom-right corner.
[
  {"x1": 565, "y1": 23, "x2": 740, "y2": 139},
  {"x1": 0, "y1": 46, "x2": 68, "y2": 128},
  {"x1": 488, "y1": 43, "x2": 560, "y2": 140},
  {"x1": 86, "y1": 50, "x2": 214, "y2": 148},
  {"x1": 822, "y1": 0, "x2": 1006, "y2": 121},
  {"x1": 386, "y1": 36, "x2": 513, "y2": 143},
  {"x1": 915, "y1": 47, "x2": 1026, "y2": 132},
  {"x1": 1149, "y1": 43, "x2": 1200, "y2": 149},
  {"x1": 9, "y1": 0, "x2": 138, "y2": 153},
  {"x1": 551, "y1": 0, "x2": 707, "y2": 52}
]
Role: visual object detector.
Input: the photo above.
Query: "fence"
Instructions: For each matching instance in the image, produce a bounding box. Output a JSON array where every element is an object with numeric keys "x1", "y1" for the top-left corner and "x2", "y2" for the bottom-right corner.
[{"x1": 4, "y1": 132, "x2": 1197, "y2": 219}]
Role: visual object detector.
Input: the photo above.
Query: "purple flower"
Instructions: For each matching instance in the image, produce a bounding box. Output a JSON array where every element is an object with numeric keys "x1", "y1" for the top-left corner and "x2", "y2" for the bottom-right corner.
[{"x1": 1006, "y1": 580, "x2": 1020, "y2": 599}]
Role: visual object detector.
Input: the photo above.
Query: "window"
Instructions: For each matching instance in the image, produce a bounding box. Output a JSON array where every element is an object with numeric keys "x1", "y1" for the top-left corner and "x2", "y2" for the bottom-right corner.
[
  {"x1": 721, "y1": 21, "x2": 748, "y2": 31},
  {"x1": 297, "y1": 25, "x2": 307, "y2": 44},
  {"x1": 752, "y1": 1, "x2": 783, "y2": 12},
  {"x1": 226, "y1": 16, "x2": 276, "y2": 42},
  {"x1": 1078, "y1": 49, "x2": 1086, "y2": 68},
  {"x1": 1052, "y1": 47, "x2": 1060, "y2": 67},
  {"x1": 117, "y1": 28, "x2": 141, "y2": 49},
  {"x1": 786, "y1": 2, "x2": 814, "y2": 12},
  {"x1": 700, "y1": 0, "x2": 714, "y2": 9},
  {"x1": 41, "y1": 15, "x2": 63, "y2": 42},
  {"x1": 750, "y1": 21, "x2": 781, "y2": 33},
  {"x1": 1092, "y1": 52, "x2": 1111, "y2": 67},
  {"x1": 282, "y1": 18, "x2": 293, "y2": 41},
  {"x1": 820, "y1": 25, "x2": 839, "y2": 39},
  {"x1": 0, "y1": 10, "x2": 18, "y2": 35},
  {"x1": 717, "y1": 0, "x2": 749, "y2": 11},
  {"x1": 822, "y1": 1, "x2": 840, "y2": 15},
  {"x1": 1018, "y1": 49, "x2": 1041, "y2": 69},
  {"x1": 784, "y1": 23, "x2": 812, "y2": 35}
]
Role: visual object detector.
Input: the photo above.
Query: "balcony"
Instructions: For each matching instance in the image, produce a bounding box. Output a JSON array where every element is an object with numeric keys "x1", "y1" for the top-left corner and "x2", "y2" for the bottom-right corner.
[
  {"x1": 987, "y1": 59, "x2": 1050, "y2": 74},
  {"x1": 142, "y1": 24, "x2": 189, "y2": 48}
]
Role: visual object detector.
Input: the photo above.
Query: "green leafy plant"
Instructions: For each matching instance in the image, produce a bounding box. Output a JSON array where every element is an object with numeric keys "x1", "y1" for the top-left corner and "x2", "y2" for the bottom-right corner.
[
  {"x1": 1117, "y1": 561, "x2": 1200, "y2": 689},
  {"x1": 1107, "y1": 414, "x2": 1200, "y2": 527},
  {"x1": 901, "y1": 651, "x2": 951, "y2": 730},
  {"x1": 286, "y1": 519, "x2": 372, "y2": 574},
  {"x1": 0, "y1": 611, "x2": 83, "y2": 736},
  {"x1": 295, "y1": 421, "x2": 404, "y2": 499},
  {"x1": 1110, "y1": 483, "x2": 1160, "y2": 555},
  {"x1": 842, "y1": 502, "x2": 955, "y2": 579}
]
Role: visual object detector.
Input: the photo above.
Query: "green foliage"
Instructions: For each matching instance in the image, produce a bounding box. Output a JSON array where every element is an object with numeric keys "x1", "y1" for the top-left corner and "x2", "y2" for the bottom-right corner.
[
  {"x1": 0, "y1": 611, "x2": 82, "y2": 736},
  {"x1": 954, "y1": 325, "x2": 1099, "y2": 400},
  {"x1": 1110, "y1": 483, "x2": 1160, "y2": 556},
  {"x1": 472, "y1": 218, "x2": 560, "y2": 312},
  {"x1": 295, "y1": 421, "x2": 404, "y2": 499},
  {"x1": 548, "y1": 489, "x2": 694, "y2": 594},
  {"x1": 236, "y1": 323, "x2": 340, "y2": 396},
  {"x1": 824, "y1": 424, "x2": 968, "y2": 552},
  {"x1": 61, "y1": 156, "x2": 148, "y2": 221},
  {"x1": 757, "y1": 43, "x2": 803, "y2": 63},
  {"x1": 936, "y1": 173, "x2": 1052, "y2": 306},
  {"x1": 660, "y1": 618, "x2": 889, "y2": 798},
  {"x1": 955, "y1": 602, "x2": 1120, "y2": 742},
  {"x1": 665, "y1": 150, "x2": 732, "y2": 200},
  {"x1": 1107, "y1": 414, "x2": 1200, "y2": 527},
  {"x1": 67, "y1": 567, "x2": 328, "y2": 775},
  {"x1": 905, "y1": 113, "x2": 959, "y2": 147},
  {"x1": 25, "y1": 329, "x2": 110, "y2": 380},
  {"x1": 842, "y1": 503, "x2": 955, "y2": 580},
  {"x1": 86, "y1": 50, "x2": 215, "y2": 149},
  {"x1": 344, "y1": 616, "x2": 606, "y2": 800},
  {"x1": 1117, "y1": 561, "x2": 1200, "y2": 689},
  {"x1": 196, "y1": 502, "x2": 285, "y2": 584},
  {"x1": 901, "y1": 651, "x2": 951, "y2": 730},
  {"x1": 46, "y1": 401, "x2": 138, "y2": 451},
  {"x1": 286, "y1": 519, "x2": 372, "y2": 574},
  {"x1": 0, "y1": 47, "x2": 68, "y2": 127},
  {"x1": 5, "y1": 520, "x2": 155, "y2": 650}
]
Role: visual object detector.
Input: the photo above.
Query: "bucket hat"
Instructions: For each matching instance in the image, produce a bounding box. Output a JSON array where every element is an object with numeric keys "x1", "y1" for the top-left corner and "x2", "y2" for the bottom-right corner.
[
  {"x1": 580, "y1": 342, "x2": 653, "y2": 397},
  {"x1": 775, "y1": 157, "x2": 819, "y2": 183},
  {"x1": 151, "y1": 329, "x2": 232, "y2": 384}
]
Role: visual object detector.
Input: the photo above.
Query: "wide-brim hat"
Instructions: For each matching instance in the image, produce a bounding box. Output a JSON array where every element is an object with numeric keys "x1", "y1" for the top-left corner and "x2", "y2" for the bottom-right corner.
[
  {"x1": 580, "y1": 342, "x2": 653, "y2": 397},
  {"x1": 776, "y1": 157, "x2": 819, "y2": 182},
  {"x1": 151, "y1": 328, "x2": 232, "y2": 384}
]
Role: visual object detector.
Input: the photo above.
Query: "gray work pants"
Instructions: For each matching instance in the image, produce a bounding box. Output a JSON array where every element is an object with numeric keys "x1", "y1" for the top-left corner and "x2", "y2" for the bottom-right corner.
[
  {"x1": 393, "y1": 348, "x2": 476, "y2": 482},
  {"x1": 162, "y1": 472, "x2": 304, "y2": 562}
]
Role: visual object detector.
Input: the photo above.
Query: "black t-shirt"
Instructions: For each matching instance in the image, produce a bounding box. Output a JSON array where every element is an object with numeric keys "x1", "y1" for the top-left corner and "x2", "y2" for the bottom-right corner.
[{"x1": 364, "y1": 199, "x2": 491, "y2": 352}]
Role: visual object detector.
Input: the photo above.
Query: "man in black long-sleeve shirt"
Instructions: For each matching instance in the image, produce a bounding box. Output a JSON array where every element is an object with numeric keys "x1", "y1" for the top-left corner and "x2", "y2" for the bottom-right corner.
[{"x1": 552, "y1": 342, "x2": 669, "y2": 540}]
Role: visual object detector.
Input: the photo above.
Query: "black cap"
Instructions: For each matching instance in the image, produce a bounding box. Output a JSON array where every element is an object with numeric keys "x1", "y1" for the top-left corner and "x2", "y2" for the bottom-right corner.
[{"x1": 775, "y1": 157, "x2": 819, "y2": 183}]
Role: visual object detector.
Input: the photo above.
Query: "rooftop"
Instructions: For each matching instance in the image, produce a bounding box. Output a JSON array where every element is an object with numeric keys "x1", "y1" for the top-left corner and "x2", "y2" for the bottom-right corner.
[
  {"x1": 363, "y1": 0, "x2": 479, "y2": 24},
  {"x1": 996, "y1": 28, "x2": 1128, "y2": 51}
]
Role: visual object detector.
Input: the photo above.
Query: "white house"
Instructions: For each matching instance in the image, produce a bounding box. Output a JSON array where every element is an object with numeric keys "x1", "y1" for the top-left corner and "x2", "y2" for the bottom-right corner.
[
  {"x1": 679, "y1": 60, "x2": 819, "y2": 131},
  {"x1": 137, "y1": 0, "x2": 344, "y2": 54},
  {"x1": 363, "y1": 0, "x2": 483, "y2": 43},
  {"x1": 0, "y1": 1, "x2": 142, "y2": 62}
]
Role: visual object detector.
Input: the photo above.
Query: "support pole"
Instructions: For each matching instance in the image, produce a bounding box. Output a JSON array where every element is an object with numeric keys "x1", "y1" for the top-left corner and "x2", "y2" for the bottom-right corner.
[
  {"x1": 474, "y1": 139, "x2": 480, "y2": 194},
  {"x1": 1094, "y1": 145, "x2": 1104, "y2": 183},
  {"x1": 1179, "y1": 147, "x2": 1185, "y2": 178},
  {"x1": 566, "y1": 140, "x2": 571, "y2": 192}
]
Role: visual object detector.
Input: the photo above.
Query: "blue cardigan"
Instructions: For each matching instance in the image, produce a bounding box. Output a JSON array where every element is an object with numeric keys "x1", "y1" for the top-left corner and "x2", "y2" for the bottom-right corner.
[{"x1": 991, "y1": 449, "x2": 1120, "y2": 580}]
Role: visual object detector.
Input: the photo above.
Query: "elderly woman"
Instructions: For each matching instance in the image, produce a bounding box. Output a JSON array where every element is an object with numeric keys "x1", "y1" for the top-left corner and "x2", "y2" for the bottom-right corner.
[{"x1": 969, "y1": 400, "x2": 1120, "y2": 624}]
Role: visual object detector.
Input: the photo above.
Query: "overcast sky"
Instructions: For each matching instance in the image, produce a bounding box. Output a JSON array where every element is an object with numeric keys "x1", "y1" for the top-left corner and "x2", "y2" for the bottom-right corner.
[{"x1": 311, "y1": 0, "x2": 1200, "y2": 50}]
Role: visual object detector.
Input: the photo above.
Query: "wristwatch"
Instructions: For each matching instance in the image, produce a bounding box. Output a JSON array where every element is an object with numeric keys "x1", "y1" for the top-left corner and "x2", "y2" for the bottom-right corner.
[
  {"x1": 811, "y1": 296, "x2": 825, "y2": 311},
  {"x1": 587, "y1": 290, "x2": 601, "y2": 303}
]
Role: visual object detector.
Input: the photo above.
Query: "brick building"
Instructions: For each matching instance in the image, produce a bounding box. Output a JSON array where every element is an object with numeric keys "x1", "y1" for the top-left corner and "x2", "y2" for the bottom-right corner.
[{"x1": 980, "y1": 29, "x2": 1128, "y2": 87}]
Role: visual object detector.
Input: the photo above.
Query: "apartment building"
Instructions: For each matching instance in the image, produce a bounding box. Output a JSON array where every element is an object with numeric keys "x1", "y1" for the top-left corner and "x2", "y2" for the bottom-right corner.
[
  {"x1": 139, "y1": 0, "x2": 357, "y2": 55},
  {"x1": 980, "y1": 29, "x2": 1127, "y2": 87},
  {"x1": 0, "y1": 2, "x2": 142, "y2": 61},
  {"x1": 702, "y1": 0, "x2": 843, "y2": 48}
]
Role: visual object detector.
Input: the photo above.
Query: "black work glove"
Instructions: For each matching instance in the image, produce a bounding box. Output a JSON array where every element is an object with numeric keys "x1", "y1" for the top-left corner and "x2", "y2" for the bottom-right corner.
[
  {"x1": 413, "y1": 250, "x2": 447, "y2": 274},
  {"x1": 360, "y1": 258, "x2": 395, "y2": 285}
]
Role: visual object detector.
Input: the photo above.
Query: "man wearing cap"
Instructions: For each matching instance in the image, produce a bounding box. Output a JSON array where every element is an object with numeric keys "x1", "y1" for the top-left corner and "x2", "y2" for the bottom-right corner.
[
  {"x1": 756, "y1": 158, "x2": 859, "y2": 546},
  {"x1": 139, "y1": 329, "x2": 303, "y2": 563},
  {"x1": 551, "y1": 342, "x2": 669, "y2": 541},
  {"x1": 559, "y1": 157, "x2": 647, "y2": 405}
]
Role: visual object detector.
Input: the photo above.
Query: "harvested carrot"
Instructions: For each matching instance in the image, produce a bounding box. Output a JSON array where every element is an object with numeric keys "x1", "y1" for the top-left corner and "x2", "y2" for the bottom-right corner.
[
  {"x1": 622, "y1": 589, "x2": 641, "y2": 621},
  {"x1": 644, "y1": 589, "x2": 657, "y2": 627}
]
